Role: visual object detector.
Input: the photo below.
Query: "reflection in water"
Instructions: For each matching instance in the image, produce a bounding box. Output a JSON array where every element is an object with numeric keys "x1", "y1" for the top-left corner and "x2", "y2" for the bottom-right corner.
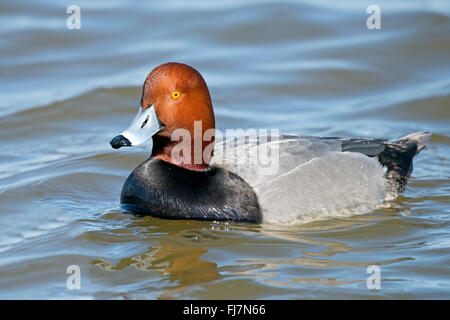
[
  {"x1": 153, "y1": 246, "x2": 220, "y2": 299},
  {"x1": 92, "y1": 210, "x2": 416, "y2": 297},
  {"x1": 92, "y1": 216, "x2": 221, "y2": 299}
]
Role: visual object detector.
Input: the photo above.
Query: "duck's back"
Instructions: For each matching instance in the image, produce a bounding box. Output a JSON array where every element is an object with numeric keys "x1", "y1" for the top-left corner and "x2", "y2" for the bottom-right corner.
[{"x1": 120, "y1": 158, "x2": 262, "y2": 222}]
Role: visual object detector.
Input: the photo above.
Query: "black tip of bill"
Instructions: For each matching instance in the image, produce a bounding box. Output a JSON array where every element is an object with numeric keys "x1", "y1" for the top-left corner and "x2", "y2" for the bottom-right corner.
[{"x1": 110, "y1": 135, "x2": 132, "y2": 149}]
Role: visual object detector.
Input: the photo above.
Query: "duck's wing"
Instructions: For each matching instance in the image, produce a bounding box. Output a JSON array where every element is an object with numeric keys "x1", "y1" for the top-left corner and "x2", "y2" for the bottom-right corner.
[
  {"x1": 232, "y1": 134, "x2": 389, "y2": 222},
  {"x1": 280, "y1": 134, "x2": 386, "y2": 157},
  {"x1": 212, "y1": 133, "x2": 387, "y2": 188},
  {"x1": 213, "y1": 133, "x2": 387, "y2": 171},
  {"x1": 340, "y1": 138, "x2": 386, "y2": 156},
  {"x1": 281, "y1": 132, "x2": 432, "y2": 198}
]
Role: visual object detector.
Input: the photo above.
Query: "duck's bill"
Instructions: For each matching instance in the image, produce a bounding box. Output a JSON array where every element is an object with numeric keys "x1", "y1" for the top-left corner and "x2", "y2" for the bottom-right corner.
[{"x1": 110, "y1": 105, "x2": 162, "y2": 149}]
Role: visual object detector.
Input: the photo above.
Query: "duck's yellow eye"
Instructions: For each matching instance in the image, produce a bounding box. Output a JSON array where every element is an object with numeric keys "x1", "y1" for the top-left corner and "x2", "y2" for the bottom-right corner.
[{"x1": 171, "y1": 91, "x2": 180, "y2": 99}]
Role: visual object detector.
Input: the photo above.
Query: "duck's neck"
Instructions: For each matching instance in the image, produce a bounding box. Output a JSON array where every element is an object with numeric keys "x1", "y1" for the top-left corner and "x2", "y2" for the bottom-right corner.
[{"x1": 151, "y1": 135, "x2": 211, "y2": 171}]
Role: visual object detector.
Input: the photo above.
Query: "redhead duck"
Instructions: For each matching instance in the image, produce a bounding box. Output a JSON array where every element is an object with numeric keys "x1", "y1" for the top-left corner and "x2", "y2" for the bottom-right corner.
[{"x1": 110, "y1": 62, "x2": 430, "y2": 223}]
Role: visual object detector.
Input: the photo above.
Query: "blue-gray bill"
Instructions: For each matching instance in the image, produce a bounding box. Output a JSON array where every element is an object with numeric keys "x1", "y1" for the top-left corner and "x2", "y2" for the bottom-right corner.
[{"x1": 110, "y1": 105, "x2": 162, "y2": 149}]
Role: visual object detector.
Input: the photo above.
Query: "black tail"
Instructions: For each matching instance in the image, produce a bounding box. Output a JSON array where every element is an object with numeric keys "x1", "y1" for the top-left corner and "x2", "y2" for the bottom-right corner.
[{"x1": 378, "y1": 131, "x2": 431, "y2": 198}]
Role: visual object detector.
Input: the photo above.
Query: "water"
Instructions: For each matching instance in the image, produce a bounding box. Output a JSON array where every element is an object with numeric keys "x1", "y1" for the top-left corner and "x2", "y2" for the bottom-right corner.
[{"x1": 0, "y1": 0, "x2": 449, "y2": 299}]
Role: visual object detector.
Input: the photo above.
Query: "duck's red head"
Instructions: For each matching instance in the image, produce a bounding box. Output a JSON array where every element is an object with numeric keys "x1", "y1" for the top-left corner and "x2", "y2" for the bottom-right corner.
[{"x1": 110, "y1": 62, "x2": 215, "y2": 171}]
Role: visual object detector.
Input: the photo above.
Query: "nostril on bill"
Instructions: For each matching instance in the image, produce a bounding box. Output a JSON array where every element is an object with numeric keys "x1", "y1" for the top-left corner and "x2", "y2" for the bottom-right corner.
[
  {"x1": 110, "y1": 134, "x2": 132, "y2": 149},
  {"x1": 141, "y1": 115, "x2": 149, "y2": 128}
]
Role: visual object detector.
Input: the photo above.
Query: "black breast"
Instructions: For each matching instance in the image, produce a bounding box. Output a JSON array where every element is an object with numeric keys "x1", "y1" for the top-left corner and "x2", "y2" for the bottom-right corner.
[{"x1": 120, "y1": 158, "x2": 262, "y2": 223}]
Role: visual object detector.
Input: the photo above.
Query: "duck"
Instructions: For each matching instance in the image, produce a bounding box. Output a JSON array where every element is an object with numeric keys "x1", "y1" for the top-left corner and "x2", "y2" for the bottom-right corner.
[{"x1": 110, "y1": 62, "x2": 431, "y2": 223}]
